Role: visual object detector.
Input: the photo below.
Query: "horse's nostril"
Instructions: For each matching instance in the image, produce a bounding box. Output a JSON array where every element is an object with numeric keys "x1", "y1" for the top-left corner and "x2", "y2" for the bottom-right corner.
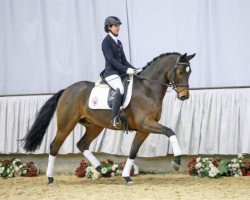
[{"x1": 180, "y1": 96, "x2": 186, "y2": 100}]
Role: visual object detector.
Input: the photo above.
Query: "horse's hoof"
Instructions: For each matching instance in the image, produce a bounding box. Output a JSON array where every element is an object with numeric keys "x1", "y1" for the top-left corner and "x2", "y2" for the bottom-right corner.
[
  {"x1": 173, "y1": 155, "x2": 181, "y2": 165},
  {"x1": 126, "y1": 181, "x2": 134, "y2": 186},
  {"x1": 171, "y1": 161, "x2": 180, "y2": 171},
  {"x1": 124, "y1": 177, "x2": 134, "y2": 186},
  {"x1": 48, "y1": 177, "x2": 54, "y2": 185},
  {"x1": 171, "y1": 155, "x2": 181, "y2": 171}
]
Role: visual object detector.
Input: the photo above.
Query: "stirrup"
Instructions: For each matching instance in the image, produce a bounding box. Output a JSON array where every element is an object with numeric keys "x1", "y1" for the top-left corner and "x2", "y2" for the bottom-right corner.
[{"x1": 110, "y1": 116, "x2": 122, "y2": 128}]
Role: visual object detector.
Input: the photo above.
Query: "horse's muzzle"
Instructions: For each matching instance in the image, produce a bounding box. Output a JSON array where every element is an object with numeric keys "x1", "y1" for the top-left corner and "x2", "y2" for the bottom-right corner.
[
  {"x1": 179, "y1": 95, "x2": 189, "y2": 100},
  {"x1": 177, "y1": 87, "x2": 189, "y2": 101}
]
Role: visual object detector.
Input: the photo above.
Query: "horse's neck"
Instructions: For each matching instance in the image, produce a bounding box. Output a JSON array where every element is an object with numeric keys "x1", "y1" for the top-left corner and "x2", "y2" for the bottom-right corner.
[
  {"x1": 140, "y1": 61, "x2": 170, "y2": 102},
  {"x1": 141, "y1": 62, "x2": 163, "y2": 80}
]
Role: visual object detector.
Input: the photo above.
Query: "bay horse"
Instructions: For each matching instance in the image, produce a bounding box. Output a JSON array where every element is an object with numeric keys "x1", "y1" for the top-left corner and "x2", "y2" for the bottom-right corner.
[{"x1": 22, "y1": 52, "x2": 195, "y2": 185}]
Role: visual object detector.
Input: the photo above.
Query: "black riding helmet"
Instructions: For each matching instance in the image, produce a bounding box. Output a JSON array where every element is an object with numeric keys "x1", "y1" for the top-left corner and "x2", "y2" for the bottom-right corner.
[{"x1": 104, "y1": 16, "x2": 122, "y2": 33}]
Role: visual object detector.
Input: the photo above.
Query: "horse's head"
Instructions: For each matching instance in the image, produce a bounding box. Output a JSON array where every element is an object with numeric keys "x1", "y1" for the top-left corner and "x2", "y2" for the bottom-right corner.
[{"x1": 167, "y1": 53, "x2": 195, "y2": 100}]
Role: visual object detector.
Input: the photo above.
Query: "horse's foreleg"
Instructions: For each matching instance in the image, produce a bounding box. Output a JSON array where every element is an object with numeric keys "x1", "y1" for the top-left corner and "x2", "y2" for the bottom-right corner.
[
  {"x1": 123, "y1": 132, "x2": 149, "y2": 185},
  {"x1": 77, "y1": 124, "x2": 103, "y2": 179},
  {"x1": 140, "y1": 120, "x2": 181, "y2": 170}
]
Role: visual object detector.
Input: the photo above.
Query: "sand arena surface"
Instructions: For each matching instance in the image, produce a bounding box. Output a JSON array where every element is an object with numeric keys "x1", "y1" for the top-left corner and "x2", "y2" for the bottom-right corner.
[{"x1": 0, "y1": 173, "x2": 250, "y2": 200}]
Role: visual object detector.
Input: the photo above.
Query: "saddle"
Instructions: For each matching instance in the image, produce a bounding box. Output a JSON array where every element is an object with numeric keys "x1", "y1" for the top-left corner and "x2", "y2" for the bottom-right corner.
[{"x1": 88, "y1": 75, "x2": 134, "y2": 110}]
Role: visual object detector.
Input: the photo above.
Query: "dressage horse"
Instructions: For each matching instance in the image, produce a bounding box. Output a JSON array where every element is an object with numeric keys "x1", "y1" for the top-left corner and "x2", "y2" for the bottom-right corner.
[{"x1": 22, "y1": 52, "x2": 195, "y2": 185}]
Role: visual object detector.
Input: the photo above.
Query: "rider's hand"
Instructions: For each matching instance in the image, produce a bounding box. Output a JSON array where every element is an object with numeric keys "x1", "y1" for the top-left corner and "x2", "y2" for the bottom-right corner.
[{"x1": 126, "y1": 68, "x2": 135, "y2": 75}]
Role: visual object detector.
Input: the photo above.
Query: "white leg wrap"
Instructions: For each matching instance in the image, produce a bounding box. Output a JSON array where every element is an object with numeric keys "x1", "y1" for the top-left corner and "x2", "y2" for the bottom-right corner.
[
  {"x1": 83, "y1": 150, "x2": 100, "y2": 168},
  {"x1": 46, "y1": 155, "x2": 56, "y2": 177},
  {"x1": 169, "y1": 135, "x2": 182, "y2": 156},
  {"x1": 122, "y1": 158, "x2": 134, "y2": 177},
  {"x1": 133, "y1": 164, "x2": 139, "y2": 175}
]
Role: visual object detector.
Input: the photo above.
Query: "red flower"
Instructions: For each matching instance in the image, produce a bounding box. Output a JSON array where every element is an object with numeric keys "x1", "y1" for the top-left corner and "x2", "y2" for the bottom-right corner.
[
  {"x1": 242, "y1": 161, "x2": 250, "y2": 169},
  {"x1": 29, "y1": 168, "x2": 35, "y2": 172},
  {"x1": 3, "y1": 159, "x2": 11, "y2": 165},
  {"x1": 80, "y1": 161, "x2": 88, "y2": 168},
  {"x1": 76, "y1": 170, "x2": 86, "y2": 177},
  {"x1": 188, "y1": 158, "x2": 197, "y2": 168},
  {"x1": 101, "y1": 161, "x2": 108, "y2": 166},
  {"x1": 213, "y1": 160, "x2": 219, "y2": 167},
  {"x1": 25, "y1": 170, "x2": 38, "y2": 177},
  {"x1": 107, "y1": 159, "x2": 114, "y2": 165},
  {"x1": 246, "y1": 171, "x2": 250, "y2": 176},
  {"x1": 241, "y1": 169, "x2": 247, "y2": 176}
]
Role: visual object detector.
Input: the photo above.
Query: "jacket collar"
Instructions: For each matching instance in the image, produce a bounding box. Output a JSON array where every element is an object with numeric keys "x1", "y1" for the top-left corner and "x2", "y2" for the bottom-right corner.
[
  {"x1": 107, "y1": 34, "x2": 120, "y2": 46},
  {"x1": 108, "y1": 32, "x2": 118, "y2": 43}
]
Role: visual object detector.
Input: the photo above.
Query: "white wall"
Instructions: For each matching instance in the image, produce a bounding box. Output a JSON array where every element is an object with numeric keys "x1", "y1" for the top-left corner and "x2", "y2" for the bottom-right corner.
[{"x1": 1, "y1": 0, "x2": 250, "y2": 95}]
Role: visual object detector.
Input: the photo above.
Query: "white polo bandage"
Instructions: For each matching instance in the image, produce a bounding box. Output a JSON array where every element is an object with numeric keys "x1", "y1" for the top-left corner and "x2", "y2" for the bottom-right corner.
[
  {"x1": 83, "y1": 150, "x2": 100, "y2": 168},
  {"x1": 122, "y1": 158, "x2": 134, "y2": 177},
  {"x1": 169, "y1": 135, "x2": 182, "y2": 156},
  {"x1": 46, "y1": 154, "x2": 56, "y2": 177}
]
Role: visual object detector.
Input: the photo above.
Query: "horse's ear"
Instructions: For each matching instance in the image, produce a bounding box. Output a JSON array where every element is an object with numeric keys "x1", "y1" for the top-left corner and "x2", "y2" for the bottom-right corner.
[
  {"x1": 180, "y1": 53, "x2": 187, "y2": 60},
  {"x1": 186, "y1": 53, "x2": 196, "y2": 61}
]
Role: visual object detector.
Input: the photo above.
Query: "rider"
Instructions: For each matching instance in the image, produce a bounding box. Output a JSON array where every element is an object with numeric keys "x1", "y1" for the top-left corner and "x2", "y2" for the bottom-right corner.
[{"x1": 100, "y1": 16, "x2": 136, "y2": 128}]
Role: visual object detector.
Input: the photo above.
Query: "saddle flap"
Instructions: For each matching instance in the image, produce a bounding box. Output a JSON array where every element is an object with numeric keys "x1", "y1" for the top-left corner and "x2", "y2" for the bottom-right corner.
[{"x1": 89, "y1": 76, "x2": 134, "y2": 110}]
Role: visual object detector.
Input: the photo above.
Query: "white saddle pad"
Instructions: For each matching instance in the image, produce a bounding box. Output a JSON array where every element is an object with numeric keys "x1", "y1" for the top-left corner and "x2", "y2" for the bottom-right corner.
[{"x1": 88, "y1": 76, "x2": 134, "y2": 109}]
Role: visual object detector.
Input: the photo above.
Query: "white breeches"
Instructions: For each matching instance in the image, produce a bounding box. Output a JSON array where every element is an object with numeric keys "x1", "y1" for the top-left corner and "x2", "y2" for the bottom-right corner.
[{"x1": 105, "y1": 75, "x2": 124, "y2": 95}]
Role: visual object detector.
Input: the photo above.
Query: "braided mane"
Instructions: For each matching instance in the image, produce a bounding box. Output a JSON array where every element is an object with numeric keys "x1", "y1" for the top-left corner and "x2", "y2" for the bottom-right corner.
[{"x1": 141, "y1": 52, "x2": 180, "y2": 71}]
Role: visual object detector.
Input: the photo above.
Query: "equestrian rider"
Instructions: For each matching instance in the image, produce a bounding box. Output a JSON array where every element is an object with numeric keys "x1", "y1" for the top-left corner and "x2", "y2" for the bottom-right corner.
[{"x1": 100, "y1": 16, "x2": 136, "y2": 128}]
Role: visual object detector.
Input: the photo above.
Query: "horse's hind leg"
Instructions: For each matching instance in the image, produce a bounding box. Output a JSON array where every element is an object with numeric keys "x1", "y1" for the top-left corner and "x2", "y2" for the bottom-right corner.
[
  {"x1": 122, "y1": 131, "x2": 149, "y2": 185},
  {"x1": 76, "y1": 123, "x2": 103, "y2": 178},
  {"x1": 46, "y1": 116, "x2": 79, "y2": 185}
]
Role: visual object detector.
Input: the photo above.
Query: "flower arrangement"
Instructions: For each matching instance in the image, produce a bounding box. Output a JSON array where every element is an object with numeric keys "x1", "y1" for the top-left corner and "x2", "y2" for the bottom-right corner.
[
  {"x1": 75, "y1": 159, "x2": 134, "y2": 179},
  {"x1": 0, "y1": 158, "x2": 39, "y2": 178},
  {"x1": 188, "y1": 154, "x2": 250, "y2": 178}
]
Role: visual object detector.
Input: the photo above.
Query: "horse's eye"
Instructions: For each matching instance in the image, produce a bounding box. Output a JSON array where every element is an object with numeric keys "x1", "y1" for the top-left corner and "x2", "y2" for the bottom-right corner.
[{"x1": 186, "y1": 66, "x2": 190, "y2": 72}]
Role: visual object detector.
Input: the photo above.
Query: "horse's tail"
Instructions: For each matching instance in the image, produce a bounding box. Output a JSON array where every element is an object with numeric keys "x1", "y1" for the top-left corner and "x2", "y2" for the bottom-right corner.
[{"x1": 22, "y1": 89, "x2": 65, "y2": 152}]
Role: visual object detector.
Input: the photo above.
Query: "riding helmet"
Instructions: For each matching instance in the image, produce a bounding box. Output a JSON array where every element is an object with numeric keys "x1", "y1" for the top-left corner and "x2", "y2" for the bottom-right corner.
[{"x1": 104, "y1": 16, "x2": 122, "y2": 27}]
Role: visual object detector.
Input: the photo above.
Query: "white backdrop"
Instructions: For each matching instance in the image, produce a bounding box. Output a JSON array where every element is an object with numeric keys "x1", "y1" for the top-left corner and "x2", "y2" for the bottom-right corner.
[
  {"x1": 1, "y1": 0, "x2": 250, "y2": 95},
  {"x1": 1, "y1": 88, "x2": 250, "y2": 156}
]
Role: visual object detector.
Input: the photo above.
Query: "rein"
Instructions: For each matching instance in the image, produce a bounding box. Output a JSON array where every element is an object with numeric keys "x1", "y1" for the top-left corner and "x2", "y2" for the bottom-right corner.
[
  {"x1": 134, "y1": 74, "x2": 172, "y2": 87},
  {"x1": 104, "y1": 56, "x2": 190, "y2": 93},
  {"x1": 135, "y1": 56, "x2": 190, "y2": 91}
]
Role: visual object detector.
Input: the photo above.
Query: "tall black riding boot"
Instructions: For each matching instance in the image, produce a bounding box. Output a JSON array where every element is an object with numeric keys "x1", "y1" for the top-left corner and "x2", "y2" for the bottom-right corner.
[{"x1": 111, "y1": 89, "x2": 122, "y2": 128}]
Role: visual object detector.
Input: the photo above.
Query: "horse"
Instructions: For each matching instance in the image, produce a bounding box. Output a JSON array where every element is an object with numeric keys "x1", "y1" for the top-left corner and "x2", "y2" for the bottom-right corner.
[{"x1": 22, "y1": 52, "x2": 195, "y2": 185}]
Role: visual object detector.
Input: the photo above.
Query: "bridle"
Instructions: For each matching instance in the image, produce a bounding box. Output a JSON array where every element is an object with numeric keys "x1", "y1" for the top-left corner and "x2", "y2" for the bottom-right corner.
[
  {"x1": 134, "y1": 56, "x2": 190, "y2": 92},
  {"x1": 168, "y1": 56, "x2": 190, "y2": 91}
]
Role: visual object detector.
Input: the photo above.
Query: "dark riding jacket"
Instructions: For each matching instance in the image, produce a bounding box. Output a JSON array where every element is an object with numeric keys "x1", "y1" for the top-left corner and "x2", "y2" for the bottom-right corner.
[{"x1": 100, "y1": 34, "x2": 135, "y2": 79}]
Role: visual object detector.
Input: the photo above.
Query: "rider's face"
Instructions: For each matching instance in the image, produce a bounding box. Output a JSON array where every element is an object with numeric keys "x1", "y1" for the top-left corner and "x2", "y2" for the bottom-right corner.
[{"x1": 109, "y1": 24, "x2": 120, "y2": 35}]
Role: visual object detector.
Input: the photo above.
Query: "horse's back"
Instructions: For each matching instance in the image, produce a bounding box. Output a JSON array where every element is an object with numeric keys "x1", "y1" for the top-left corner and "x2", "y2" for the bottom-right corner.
[
  {"x1": 57, "y1": 81, "x2": 95, "y2": 109},
  {"x1": 66, "y1": 81, "x2": 95, "y2": 93}
]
